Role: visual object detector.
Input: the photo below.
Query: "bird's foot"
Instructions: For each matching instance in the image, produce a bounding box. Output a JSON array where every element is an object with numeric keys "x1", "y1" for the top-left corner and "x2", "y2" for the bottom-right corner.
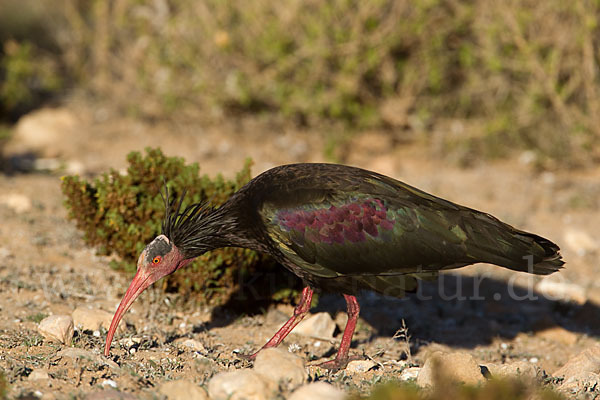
[{"x1": 313, "y1": 354, "x2": 362, "y2": 372}]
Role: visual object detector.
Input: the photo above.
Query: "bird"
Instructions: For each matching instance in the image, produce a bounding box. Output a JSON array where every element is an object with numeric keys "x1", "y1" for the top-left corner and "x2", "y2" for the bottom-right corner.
[{"x1": 104, "y1": 163, "x2": 564, "y2": 370}]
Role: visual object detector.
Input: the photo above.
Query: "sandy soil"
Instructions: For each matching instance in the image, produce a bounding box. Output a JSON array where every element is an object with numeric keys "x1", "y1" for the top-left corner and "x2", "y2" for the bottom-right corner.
[{"x1": 1, "y1": 105, "x2": 599, "y2": 399}]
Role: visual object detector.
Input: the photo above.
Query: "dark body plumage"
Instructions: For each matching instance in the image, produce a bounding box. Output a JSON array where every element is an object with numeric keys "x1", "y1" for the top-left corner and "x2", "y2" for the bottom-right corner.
[
  {"x1": 168, "y1": 163, "x2": 563, "y2": 298},
  {"x1": 105, "y1": 163, "x2": 564, "y2": 369}
]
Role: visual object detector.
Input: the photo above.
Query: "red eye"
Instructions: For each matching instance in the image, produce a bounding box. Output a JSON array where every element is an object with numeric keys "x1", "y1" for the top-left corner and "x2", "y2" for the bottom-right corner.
[{"x1": 152, "y1": 256, "x2": 161, "y2": 264}]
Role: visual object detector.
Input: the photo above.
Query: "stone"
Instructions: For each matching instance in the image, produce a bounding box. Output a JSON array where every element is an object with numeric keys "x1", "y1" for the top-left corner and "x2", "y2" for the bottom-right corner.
[
  {"x1": 85, "y1": 389, "x2": 137, "y2": 400},
  {"x1": 72, "y1": 307, "x2": 114, "y2": 331},
  {"x1": 563, "y1": 229, "x2": 598, "y2": 256},
  {"x1": 485, "y1": 361, "x2": 537, "y2": 380},
  {"x1": 536, "y1": 326, "x2": 578, "y2": 345},
  {"x1": 535, "y1": 280, "x2": 586, "y2": 305},
  {"x1": 38, "y1": 315, "x2": 74, "y2": 344},
  {"x1": 208, "y1": 369, "x2": 272, "y2": 400},
  {"x1": 159, "y1": 379, "x2": 208, "y2": 400},
  {"x1": 417, "y1": 351, "x2": 485, "y2": 387},
  {"x1": 294, "y1": 312, "x2": 336, "y2": 340},
  {"x1": 0, "y1": 193, "x2": 32, "y2": 213},
  {"x1": 559, "y1": 372, "x2": 600, "y2": 395},
  {"x1": 400, "y1": 367, "x2": 420, "y2": 381},
  {"x1": 10, "y1": 107, "x2": 78, "y2": 157},
  {"x1": 346, "y1": 360, "x2": 377, "y2": 373},
  {"x1": 288, "y1": 382, "x2": 347, "y2": 400},
  {"x1": 28, "y1": 369, "x2": 50, "y2": 380},
  {"x1": 57, "y1": 348, "x2": 120, "y2": 370},
  {"x1": 553, "y1": 345, "x2": 600, "y2": 380},
  {"x1": 254, "y1": 348, "x2": 307, "y2": 389},
  {"x1": 174, "y1": 338, "x2": 206, "y2": 352}
]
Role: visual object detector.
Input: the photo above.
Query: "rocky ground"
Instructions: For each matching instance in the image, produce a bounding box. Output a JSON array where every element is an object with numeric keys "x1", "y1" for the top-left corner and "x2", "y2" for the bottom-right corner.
[{"x1": 0, "y1": 106, "x2": 599, "y2": 399}]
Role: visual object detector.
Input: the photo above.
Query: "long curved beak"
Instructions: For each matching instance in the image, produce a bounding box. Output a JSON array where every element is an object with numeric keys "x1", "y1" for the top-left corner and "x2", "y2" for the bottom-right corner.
[{"x1": 104, "y1": 269, "x2": 155, "y2": 356}]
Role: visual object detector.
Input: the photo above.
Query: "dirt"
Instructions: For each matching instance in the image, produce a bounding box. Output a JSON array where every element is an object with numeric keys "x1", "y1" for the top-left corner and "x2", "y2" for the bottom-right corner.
[{"x1": 1, "y1": 105, "x2": 599, "y2": 399}]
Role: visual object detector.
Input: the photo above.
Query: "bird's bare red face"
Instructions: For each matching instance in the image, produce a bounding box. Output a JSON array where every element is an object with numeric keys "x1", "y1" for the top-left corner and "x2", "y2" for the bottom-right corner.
[{"x1": 104, "y1": 235, "x2": 190, "y2": 356}]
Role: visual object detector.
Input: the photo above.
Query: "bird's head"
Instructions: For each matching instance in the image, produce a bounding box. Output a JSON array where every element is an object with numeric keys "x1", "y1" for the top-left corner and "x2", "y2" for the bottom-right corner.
[{"x1": 104, "y1": 234, "x2": 192, "y2": 356}]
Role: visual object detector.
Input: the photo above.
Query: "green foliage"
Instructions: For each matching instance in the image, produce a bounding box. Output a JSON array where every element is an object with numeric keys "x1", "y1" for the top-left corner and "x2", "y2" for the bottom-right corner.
[
  {"x1": 0, "y1": 40, "x2": 62, "y2": 117},
  {"x1": 353, "y1": 377, "x2": 564, "y2": 400},
  {"x1": 61, "y1": 148, "x2": 293, "y2": 305},
  {"x1": 4, "y1": 0, "x2": 600, "y2": 164}
]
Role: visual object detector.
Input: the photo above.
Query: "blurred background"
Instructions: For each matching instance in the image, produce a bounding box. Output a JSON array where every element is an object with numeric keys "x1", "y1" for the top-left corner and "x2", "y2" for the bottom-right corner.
[
  {"x1": 1, "y1": 1, "x2": 600, "y2": 398},
  {"x1": 1, "y1": 0, "x2": 600, "y2": 170}
]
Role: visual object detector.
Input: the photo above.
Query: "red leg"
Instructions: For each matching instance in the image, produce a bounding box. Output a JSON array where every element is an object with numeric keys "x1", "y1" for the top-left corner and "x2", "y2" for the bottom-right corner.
[
  {"x1": 239, "y1": 286, "x2": 314, "y2": 360},
  {"x1": 317, "y1": 294, "x2": 361, "y2": 370}
]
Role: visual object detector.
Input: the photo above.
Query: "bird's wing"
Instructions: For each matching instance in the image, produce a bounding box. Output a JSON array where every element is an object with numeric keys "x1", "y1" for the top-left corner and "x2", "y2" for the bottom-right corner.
[{"x1": 259, "y1": 181, "x2": 474, "y2": 280}]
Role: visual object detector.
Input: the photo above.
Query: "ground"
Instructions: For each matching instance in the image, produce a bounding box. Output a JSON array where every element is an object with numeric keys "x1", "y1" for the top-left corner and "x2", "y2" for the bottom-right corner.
[{"x1": 0, "y1": 105, "x2": 599, "y2": 399}]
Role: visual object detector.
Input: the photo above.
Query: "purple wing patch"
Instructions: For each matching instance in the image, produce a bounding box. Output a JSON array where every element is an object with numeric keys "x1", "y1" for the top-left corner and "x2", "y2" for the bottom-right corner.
[{"x1": 275, "y1": 198, "x2": 394, "y2": 244}]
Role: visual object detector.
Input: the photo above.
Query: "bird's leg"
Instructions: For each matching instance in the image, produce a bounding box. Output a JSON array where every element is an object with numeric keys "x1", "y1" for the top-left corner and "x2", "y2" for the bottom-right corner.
[
  {"x1": 317, "y1": 294, "x2": 361, "y2": 371},
  {"x1": 238, "y1": 286, "x2": 314, "y2": 360}
]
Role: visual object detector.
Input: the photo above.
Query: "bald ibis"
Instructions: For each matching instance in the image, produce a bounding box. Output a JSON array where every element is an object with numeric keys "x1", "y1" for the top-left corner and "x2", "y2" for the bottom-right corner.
[{"x1": 104, "y1": 163, "x2": 563, "y2": 370}]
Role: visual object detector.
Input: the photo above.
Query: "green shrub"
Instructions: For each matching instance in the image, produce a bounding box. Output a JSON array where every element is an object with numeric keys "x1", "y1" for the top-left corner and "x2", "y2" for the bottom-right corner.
[{"x1": 61, "y1": 148, "x2": 297, "y2": 305}]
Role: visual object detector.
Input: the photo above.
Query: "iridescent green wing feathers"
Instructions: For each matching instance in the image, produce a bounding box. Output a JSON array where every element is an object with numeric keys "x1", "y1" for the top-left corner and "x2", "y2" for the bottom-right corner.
[{"x1": 256, "y1": 164, "x2": 562, "y2": 284}]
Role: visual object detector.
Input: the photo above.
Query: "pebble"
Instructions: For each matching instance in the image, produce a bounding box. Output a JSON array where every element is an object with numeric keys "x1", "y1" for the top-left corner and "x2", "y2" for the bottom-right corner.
[
  {"x1": 158, "y1": 379, "x2": 208, "y2": 400},
  {"x1": 28, "y1": 369, "x2": 50, "y2": 381},
  {"x1": 57, "y1": 348, "x2": 120, "y2": 370},
  {"x1": 399, "y1": 367, "x2": 420, "y2": 381},
  {"x1": 102, "y1": 380, "x2": 117, "y2": 389},
  {"x1": 0, "y1": 193, "x2": 32, "y2": 213},
  {"x1": 174, "y1": 338, "x2": 206, "y2": 352},
  {"x1": 11, "y1": 107, "x2": 78, "y2": 157},
  {"x1": 288, "y1": 382, "x2": 346, "y2": 400},
  {"x1": 85, "y1": 389, "x2": 137, "y2": 400},
  {"x1": 254, "y1": 348, "x2": 307, "y2": 389},
  {"x1": 208, "y1": 369, "x2": 272, "y2": 400},
  {"x1": 536, "y1": 326, "x2": 578, "y2": 345},
  {"x1": 38, "y1": 315, "x2": 74, "y2": 344},
  {"x1": 72, "y1": 307, "x2": 114, "y2": 331},
  {"x1": 553, "y1": 345, "x2": 600, "y2": 380},
  {"x1": 535, "y1": 280, "x2": 586, "y2": 305},
  {"x1": 417, "y1": 351, "x2": 485, "y2": 387},
  {"x1": 485, "y1": 361, "x2": 537, "y2": 380},
  {"x1": 294, "y1": 312, "x2": 336, "y2": 340},
  {"x1": 346, "y1": 360, "x2": 377, "y2": 373}
]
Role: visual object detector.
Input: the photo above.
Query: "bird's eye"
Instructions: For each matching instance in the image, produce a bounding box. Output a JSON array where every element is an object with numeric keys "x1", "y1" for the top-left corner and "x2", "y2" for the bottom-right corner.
[{"x1": 152, "y1": 256, "x2": 162, "y2": 264}]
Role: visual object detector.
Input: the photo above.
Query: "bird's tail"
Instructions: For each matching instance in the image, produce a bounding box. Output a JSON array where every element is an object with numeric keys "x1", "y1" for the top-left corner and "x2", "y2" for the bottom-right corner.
[{"x1": 465, "y1": 214, "x2": 564, "y2": 275}]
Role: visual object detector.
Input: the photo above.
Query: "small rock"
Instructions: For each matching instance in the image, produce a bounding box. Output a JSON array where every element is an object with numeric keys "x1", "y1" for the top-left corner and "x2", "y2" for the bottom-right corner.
[
  {"x1": 102, "y1": 380, "x2": 117, "y2": 389},
  {"x1": 174, "y1": 338, "x2": 206, "y2": 352},
  {"x1": 254, "y1": 348, "x2": 307, "y2": 389},
  {"x1": 563, "y1": 229, "x2": 598, "y2": 256},
  {"x1": 536, "y1": 326, "x2": 578, "y2": 345},
  {"x1": 417, "y1": 351, "x2": 485, "y2": 387},
  {"x1": 158, "y1": 379, "x2": 208, "y2": 400},
  {"x1": 28, "y1": 369, "x2": 50, "y2": 381},
  {"x1": 11, "y1": 107, "x2": 78, "y2": 157},
  {"x1": 38, "y1": 315, "x2": 74, "y2": 344},
  {"x1": 57, "y1": 348, "x2": 119, "y2": 370},
  {"x1": 535, "y1": 280, "x2": 586, "y2": 305},
  {"x1": 208, "y1": 369, "x2": 272, "y2": 400},
  {"x1": 553, "y1": 345, "x2": 600, "y2": 380},
  {"x1": 0, "y1": 193, "x2": 32, "y2": 213},
  {"x1": 288, "y1": 382, "x2": 346, "y2": 400},
  {"x1": 559, "y1": 372, "x2": 600, "y2": 395},
  {"x1": 346, "y1": 360, "x2": 377, "y2": 373},
  {"x1": 294, "y1": 313, "x2": 336, "y2": 340},
  {"x1": 400, "y1": 367, "x2": 420, "y2": 381},
  {"x1": 85, "y1": 389, "x2": 137, "y2": 400},
  {"x1": 72, "y1": 307, "x2": 114, "y2": 331},
  {"x1": 486, "y1": 361, "x2": 537, "y2": 380}
]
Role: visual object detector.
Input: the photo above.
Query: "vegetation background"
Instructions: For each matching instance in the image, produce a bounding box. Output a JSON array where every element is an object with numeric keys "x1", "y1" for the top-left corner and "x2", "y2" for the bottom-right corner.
[{"x1": 1, "y1": 0, "x2": 599, "y2": 166}]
